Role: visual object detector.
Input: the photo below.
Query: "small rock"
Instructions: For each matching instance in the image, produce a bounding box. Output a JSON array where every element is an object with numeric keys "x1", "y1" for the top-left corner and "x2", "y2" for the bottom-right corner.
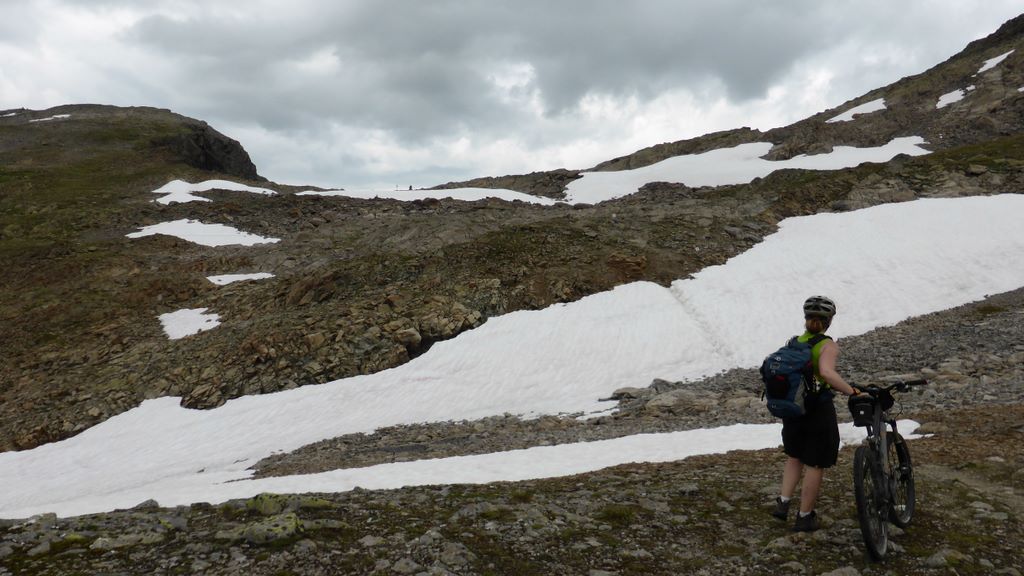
[
  {"x1": 620, "y1": 548, "x2": 653, "y2": 559},
  {"x1": 246, "y1": 493, "x2": 289, "y2": 516},
  {"x1": 925, "y1": 548, "x2": 968, "y2": 568},
  {"x1": 914, "y1": 422, "x2": 947, "y2": 435},
  {"x1": 241, "y1": 513, "x2": 302, "y2": 545},
  {"x1": 27, "y1": 540, "x2": 51, "y2": 557},
  {"x1": 133, "y1": 498, "x2": 160, "y2": 510},
  {"x1": 90, "y1": 534, "x2": 144, "y2": 551},
  {"x1": 29, "y1": 513, "x2": 58, "y2": 528},
  {"x1": 779, "y1": 560, "x2": 807, "y2": 574},
  {"x1": 305, "y1": 332, "x2": 327, "y2": 350},
  {"x1": 820, "y1": 567, "x2": 860, "y2": 576},
  {"x1": 359, "y1": 535, "x2": 385, "y2": 547},
  {"x1": 970, "y1": 501, "x2": 995, "y2": 512},
  {"x1": 294, "y1": 539, "x2": 317, "y2": 554},
  {"x1": 158, "y1": 514, "x2": 188, "y2": 531},
  {"x1": 439, "y1": 541, "x2": 475, "y2": 566},
  {"x1": 676, "y1": 483, "x2": 699, "y2": 496},
  {"x1": 417, "y1": 529, "x2": 443, "y2": 546},
  {"x1": 393, "y1": 328, "x2": 422, "y2": 348},
  {"x1": 765, "y1": 536, "x2": 794, "y2": 550},
  {"x1": 391, "y1": 557, "x2": 421, "y2": 574},
  {"x1": 610, "y1": 387, "x2": 646, "y2": 400}
]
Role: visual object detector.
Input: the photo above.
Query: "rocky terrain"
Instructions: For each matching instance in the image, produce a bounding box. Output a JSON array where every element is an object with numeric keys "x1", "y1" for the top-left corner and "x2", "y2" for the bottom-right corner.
[
  {"x1": 1, "y1": 288, "x2": 1021, "y2": 575},
  {"x1": 2, "y1": 11, "x2": 1024, "y2": 576},
  {"x1": 2, "y1": 16, "x2": 1024, "y2": 451}
]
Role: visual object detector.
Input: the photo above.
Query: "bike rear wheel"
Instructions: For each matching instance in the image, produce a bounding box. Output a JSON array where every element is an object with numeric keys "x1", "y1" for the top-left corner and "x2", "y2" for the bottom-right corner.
[
  {"x1": 854, "y1": 444, "x2": 888, "y2": 559},
  {"x1": 887, "y1": 431, "x2": 915, "y2": 527}
]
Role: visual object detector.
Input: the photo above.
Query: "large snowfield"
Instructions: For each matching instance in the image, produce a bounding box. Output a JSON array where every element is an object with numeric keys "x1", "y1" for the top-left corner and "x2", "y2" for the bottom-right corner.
[
  {"x1": 6, "y1": 93, "x2": 1024, "y2": 517},
  {"x1": 4, "y1": 191, "x2": 1024, "y2": 519}
]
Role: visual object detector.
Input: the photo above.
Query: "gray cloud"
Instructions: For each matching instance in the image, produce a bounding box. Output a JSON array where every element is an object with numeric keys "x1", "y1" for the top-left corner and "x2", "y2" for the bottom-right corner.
[
  {"x1": 118, "y1": 0, "x2": 842, "y2": 140},
  {"x1": 4, "y1": 1, "x2": 1022, "y2": 187}
]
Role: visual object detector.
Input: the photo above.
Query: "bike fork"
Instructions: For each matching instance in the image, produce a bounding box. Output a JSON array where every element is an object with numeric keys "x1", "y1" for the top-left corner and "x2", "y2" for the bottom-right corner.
[{"x1": 868, "y1": 436, "x2": 891, "y2": 514}]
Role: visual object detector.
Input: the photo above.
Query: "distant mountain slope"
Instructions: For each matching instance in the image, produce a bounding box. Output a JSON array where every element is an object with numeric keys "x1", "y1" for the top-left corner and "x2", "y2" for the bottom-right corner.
[
  {"x1": 1, "y1": 16, "x2": 1023, "y2": 453},
  {"x1": 435, "y1": 13, "x2": 1024, "y2": 196}
]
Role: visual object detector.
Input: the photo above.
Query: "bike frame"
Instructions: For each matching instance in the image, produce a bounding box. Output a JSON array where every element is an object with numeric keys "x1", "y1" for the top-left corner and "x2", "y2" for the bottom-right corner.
[
  {"x1": 863, "y1": 391, "x2": 899, "y2": 512},
  {"x1": 853, "y1": 378, "x2": 925, "y2": 560}
]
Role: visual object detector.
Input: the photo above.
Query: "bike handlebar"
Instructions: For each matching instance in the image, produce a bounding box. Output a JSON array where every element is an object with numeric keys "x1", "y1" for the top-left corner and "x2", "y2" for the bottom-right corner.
[{"x1": 853, "y1": 378, "x2": 928, "y2": 394}]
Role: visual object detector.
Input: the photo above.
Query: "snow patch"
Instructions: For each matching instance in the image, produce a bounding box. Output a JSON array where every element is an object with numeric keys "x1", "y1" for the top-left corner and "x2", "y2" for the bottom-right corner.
[
  {"x1": 28, "y1": 114, "x2": 71, "y2": 123},
  {"x1": 159, "y1": 308, "x2": 221, "y2": 339},
  {"x1": 4, "y1": 195, "x2": 1024, "y2": 518},
  {"x1": 825, "y1": 98, "x2": 886, "y2": 123},
  {"x1": 153, "y1": 179, "x2": 277, "y2": 205},
  {"x1": 301, "y1": 133, "x2": 923, "y2": 207},
  {"x1": 936, "y1": 89, "x2": 966, "y2": 109},
  {"x1": 207, "y1": 273, "x2": 275, "y2": 285},
  {"x1": 126, "y1": 219, "x2": 280, "y2": 247},
  {"x1": 563, "y1": 136, "x2": 929, "y2": 205},
  {"x1": 297, "y1": 187, "x2": 559, "y2": 206},
  {"x1": 1, "y1": 112, "x2": 16, "y2": 118},
  {"x1": 977, "y1": 49, "x2": 1014, "y2": 74}
]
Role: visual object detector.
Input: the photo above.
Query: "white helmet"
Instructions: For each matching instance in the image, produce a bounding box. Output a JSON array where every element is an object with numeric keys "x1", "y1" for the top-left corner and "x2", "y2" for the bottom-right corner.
[{"x1": 804, "y1": 295, "x2": 837, "y2": 318}]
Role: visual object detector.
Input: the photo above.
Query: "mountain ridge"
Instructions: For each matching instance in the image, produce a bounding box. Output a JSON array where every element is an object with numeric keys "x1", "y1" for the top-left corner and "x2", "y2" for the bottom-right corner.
[
  {"x1": 1, "y1": 13, "x2": 1023, "y2": 576},
  {"x1": 434, "y1": 13, "x2": 1024, "y2": 197},
  {"x1": 2, "y1": 14, "x2": 1023, "y2": 451}
]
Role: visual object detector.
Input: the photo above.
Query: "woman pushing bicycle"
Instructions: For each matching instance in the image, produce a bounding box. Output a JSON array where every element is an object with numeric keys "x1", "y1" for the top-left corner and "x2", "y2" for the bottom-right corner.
[{"x1": 772, "y1": 295, "x2": 863, "y2": 532}]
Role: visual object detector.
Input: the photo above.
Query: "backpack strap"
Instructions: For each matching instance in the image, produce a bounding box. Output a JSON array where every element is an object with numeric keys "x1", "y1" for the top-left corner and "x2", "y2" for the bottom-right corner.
[
  {"x1": 806, "y1": 333, "x2": 832, "y2": 348},
  {"x1": 790, "y1": 334, "x2": 832, "y2": 348},
  {"x1": 803, "y1": 334, "x2": 833, "y2": 396}
]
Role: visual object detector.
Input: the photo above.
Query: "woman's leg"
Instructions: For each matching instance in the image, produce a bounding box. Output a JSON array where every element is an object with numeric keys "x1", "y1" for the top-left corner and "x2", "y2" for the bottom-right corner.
[
  {"x1": 782, "y1": 456, "x2": 803, "y2": 498},
  {"x1": 800, "y1": 465, "x2": 824, "y2": 513}
]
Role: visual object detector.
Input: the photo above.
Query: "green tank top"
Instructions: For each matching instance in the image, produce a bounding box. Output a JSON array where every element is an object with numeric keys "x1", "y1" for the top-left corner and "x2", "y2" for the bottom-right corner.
[{"x1": 798, "y1": 331, "x2": 834, "y2": 399}]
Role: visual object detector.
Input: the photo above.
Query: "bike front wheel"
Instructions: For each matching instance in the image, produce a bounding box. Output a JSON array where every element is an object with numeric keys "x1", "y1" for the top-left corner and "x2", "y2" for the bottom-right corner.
[
  {"x1": 854, "y1": 444, "x2": 888, "y2": 560},
  {"x1": 887, "y1": 431, "x2": 915, "y2": 527}
]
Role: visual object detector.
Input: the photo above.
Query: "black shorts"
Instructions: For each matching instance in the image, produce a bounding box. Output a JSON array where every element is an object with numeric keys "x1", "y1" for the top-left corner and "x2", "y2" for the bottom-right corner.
[{"x1": 782, "y1": 400, "x2": 840, "y2": 468}]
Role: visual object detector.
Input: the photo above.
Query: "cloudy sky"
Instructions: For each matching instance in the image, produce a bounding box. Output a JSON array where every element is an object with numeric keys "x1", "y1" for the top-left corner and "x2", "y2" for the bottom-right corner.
[{"x1": 1, "y1": 1, "x2": 1021, "y2": 189}]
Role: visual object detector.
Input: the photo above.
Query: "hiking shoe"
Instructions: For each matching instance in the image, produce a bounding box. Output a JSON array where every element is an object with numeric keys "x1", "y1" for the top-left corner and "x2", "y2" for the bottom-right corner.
[
  {"x1": 771, "y1": 497, "x2": 791, "y2": 521},
  {"x1": 793, "y1": 510, "x2": 820, "y2": 532}
]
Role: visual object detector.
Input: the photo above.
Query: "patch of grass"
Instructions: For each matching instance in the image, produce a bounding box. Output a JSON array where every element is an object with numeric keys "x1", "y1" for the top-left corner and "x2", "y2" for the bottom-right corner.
[
  {"x1": 975, "y1": 304, "x2": 1007, "y2": 316},
  {"x1": 510, "y1": 489, "x2": 535, "y2": 504},
  {"x1": 594, "y1": 503, "x2": 642, "y2": 527},
  {"x1": 457, "y1": 528, "x2": 548, "y2": 576},
  {"x1": 931, "y1": 133, "x2": 1024, "y2": 172}
]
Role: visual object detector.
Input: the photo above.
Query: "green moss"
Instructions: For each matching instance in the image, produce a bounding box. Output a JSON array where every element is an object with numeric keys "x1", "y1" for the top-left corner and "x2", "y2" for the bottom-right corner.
[
  {"x1": 594, "y1": 503, "x2": 642, "y2": 527},
  {"x1": 510, "y1": 490, "x2": 535, "y2": 504},
  {"x1": 975, "y1": 304, "x2": 1007, "y2": 316}
]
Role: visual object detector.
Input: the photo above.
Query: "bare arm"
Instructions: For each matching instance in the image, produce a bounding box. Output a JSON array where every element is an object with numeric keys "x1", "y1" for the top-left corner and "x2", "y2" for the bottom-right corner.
[{"x1": 818, "y1": 340, "x2": 858, "y2": 396}]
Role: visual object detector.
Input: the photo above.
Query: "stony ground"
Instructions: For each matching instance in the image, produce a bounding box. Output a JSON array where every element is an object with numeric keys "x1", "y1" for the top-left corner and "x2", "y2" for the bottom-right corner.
[
  {"x1": 2, "y1": 288, "x2": 1021, "y2": 576},
  {"x1": 4, "y1": 20, "x2": 1024, "y2": 450},
  {"x1": 3, "y1": 23, "x2": 1024, "y2": 574}
]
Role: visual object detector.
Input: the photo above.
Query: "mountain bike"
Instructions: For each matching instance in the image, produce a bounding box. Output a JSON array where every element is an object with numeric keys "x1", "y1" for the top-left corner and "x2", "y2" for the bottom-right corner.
[{"x1": 848, "y1": 378, "x2": 927, "y2": 560}]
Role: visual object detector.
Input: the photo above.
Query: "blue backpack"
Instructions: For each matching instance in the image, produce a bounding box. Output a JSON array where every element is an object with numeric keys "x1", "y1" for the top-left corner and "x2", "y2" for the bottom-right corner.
[{"x1": 760, "y1": 334, "x2": 830, "y2": 418}]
